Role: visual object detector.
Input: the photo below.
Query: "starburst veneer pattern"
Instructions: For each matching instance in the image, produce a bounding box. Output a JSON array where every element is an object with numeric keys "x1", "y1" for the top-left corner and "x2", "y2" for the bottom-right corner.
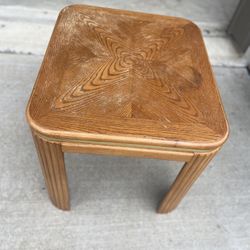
[{"x1": 27, "y1": 5, "x2": 229, "y2": 212}]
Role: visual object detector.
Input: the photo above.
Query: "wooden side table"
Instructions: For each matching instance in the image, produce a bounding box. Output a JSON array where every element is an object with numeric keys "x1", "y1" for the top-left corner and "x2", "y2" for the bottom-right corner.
[{"x1": 26, "y1": 5, "x2": 229, "y2": 213}]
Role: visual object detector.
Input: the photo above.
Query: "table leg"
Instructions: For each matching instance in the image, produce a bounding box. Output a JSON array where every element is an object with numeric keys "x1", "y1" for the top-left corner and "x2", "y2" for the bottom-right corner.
[
  {"x1": 158, "y1": 150, "x2": 218, "y2": 213},
  {"x1": 32, "y1": 132, "x2": 70, "y2": 210}
]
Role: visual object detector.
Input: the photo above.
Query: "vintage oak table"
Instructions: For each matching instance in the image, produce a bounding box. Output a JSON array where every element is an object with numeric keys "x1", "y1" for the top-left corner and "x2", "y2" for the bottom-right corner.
[{"x1": 26, "y1": 5, "x2": 229, "y2": 213}]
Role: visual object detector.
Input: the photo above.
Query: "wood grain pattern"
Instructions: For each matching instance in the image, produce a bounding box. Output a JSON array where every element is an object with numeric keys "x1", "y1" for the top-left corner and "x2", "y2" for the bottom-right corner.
[
  {"x1": 32, "y1": 132, "x2": 70, "y2": 210},
  {"x1": 26, "y1": 5, "x2": 229, "y2": 213},
  {"x1": 158, "y1": 149, "x2": 218, "y2": 213},
  {"x1": 26, "y1": 4, "x2": 229, "y2": 151}
]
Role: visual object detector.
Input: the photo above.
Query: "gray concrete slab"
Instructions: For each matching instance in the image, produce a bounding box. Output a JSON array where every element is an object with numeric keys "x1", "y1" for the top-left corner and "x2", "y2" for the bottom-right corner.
[
  {"x1": 0, "y1": 0, "x2": 239, "y2": 26},
  {"x1": 1, "y1": 0, "x2": 250, "y2": 67},
  {"x1": 0, "y1": 53, "x2": 250, "y2": 249}
]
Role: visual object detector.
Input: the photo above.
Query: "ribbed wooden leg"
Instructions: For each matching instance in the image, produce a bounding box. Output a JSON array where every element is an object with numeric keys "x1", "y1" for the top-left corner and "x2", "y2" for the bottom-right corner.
[
  {"x1": 32, "y1": 133, "x2": 70, "y2": 210},
  {"x1": 158, "y1": 150, "x2": 218, "y2": 213}
]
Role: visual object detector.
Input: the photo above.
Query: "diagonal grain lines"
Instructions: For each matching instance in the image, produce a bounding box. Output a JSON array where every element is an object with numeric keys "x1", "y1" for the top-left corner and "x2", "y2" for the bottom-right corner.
[
  {"x1": 26, "y1": 6, "x2": 228, "y2": 213},
  {"x1": 52, "y1": 13, "x2": 204, "y2": 124}
]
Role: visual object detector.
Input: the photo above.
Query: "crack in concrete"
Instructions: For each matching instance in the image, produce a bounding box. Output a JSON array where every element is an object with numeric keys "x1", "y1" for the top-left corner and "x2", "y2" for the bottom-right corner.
[{"x1": 0, "y1": 49, "x2": 35, "y2": 55}]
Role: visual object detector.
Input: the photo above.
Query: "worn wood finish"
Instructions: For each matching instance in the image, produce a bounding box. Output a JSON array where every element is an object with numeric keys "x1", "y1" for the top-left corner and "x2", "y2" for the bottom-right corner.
[
  {"x1": 26, "y1": 4, "x2": 228, "y2": 151},
  {"x1": 32, "y1": 132, "x2": 70, "y2": 210},
  {"x1": 26, "y1": 4, "x2": 229, "y2": 212},
  {"x1": 158, "y1": 149, "x2": 218, "y2": 213}
]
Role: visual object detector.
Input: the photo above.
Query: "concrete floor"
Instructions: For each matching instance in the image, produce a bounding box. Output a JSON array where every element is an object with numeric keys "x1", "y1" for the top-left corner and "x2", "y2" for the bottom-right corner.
[
  {"x1": 2, "y1": 0, "x2": 250, "y2": 67},
  {"x1": 0, "y1": 0, "x2": 250, "y2": 249},
  {"x1": 0, "y1": 0, "x2": 239, "y2": 24}
]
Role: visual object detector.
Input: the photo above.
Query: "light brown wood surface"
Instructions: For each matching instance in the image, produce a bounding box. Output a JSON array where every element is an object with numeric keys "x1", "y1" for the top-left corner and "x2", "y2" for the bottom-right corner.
[
  {"x1": 32, "y1": 132, "x2": 70, "y2": 210},
  {"x1": 26, "y1": 4, "x2": 228, "y2": 151},
  {"x1": 26, "y1": 4, "x2": 229, "y2": 212},
  {"x1": 158, "y1": 149, "x2": 218, "y2": 213},
  {"x1": 61, "y1": 142, "x2": 193, "y2": 162}
]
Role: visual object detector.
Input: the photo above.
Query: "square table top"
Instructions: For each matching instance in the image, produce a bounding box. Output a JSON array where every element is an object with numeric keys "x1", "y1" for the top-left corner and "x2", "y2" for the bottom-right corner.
[{"x1": 27, "y1": 4, "x2": 229, "y2": 151}]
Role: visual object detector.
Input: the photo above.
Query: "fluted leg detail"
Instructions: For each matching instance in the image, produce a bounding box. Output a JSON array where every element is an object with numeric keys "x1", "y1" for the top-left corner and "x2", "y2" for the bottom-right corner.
[
  {"x1": 32, "y1": 133, "x2": 70, "y2": 210},
  {"x1": 158, "y1": 150, "x2": 218, "y2": 213}
]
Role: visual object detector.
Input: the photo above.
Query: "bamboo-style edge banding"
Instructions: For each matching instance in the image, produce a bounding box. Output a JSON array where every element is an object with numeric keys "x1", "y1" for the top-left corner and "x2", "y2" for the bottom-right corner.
[{"x1": 61, "y1": 142, "x2": 193, "y2": 162}]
